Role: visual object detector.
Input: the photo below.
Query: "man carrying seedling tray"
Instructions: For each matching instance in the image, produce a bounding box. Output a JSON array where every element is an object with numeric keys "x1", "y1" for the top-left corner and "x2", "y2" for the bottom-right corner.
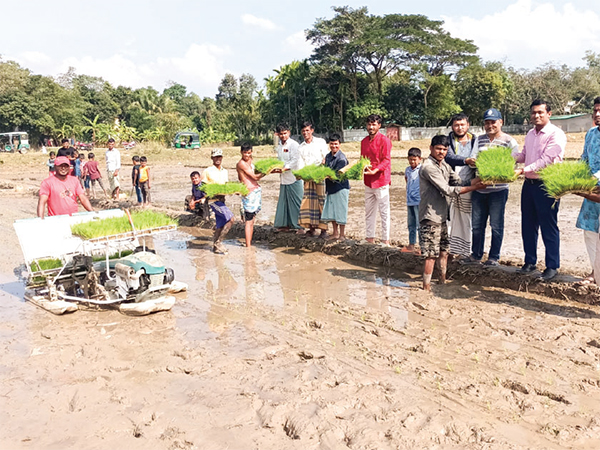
[
  {"x1": 419, "y1": 136, "x2": 486, "y2": 291},
  {"x1": 298, "y1": 121, "x2": 330, "y2": 237},
  {"x1": 273, "y1": 122, "x2": 303, "y2": 232},
  {"x1": 464, "y1": 108, "x2": 519, "y2": 267},
  {"x1": 513, "y1": 99, "x2": 566, "y2": 282},
  {"x1": 575, "y1": 96, "x2": 600, "y2": 285},
  {"x1": 201, "y1": 148, "x2": 235, "y2": 254}
]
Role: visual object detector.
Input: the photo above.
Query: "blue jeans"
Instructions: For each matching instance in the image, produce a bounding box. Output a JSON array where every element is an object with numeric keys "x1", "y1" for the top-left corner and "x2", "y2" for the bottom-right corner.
[
  {"x1": 135, "y1": 185, "x2": 142, "y2": 203},
  {"x1": 521, "y1": 179, "x2": 560, "y2": 269},
  {"x1": 471, "y1": 189, "x2": 509, "y2": 261},
  {"x1": 407, "y1": 205, "x2": 420, "y2": 245}
]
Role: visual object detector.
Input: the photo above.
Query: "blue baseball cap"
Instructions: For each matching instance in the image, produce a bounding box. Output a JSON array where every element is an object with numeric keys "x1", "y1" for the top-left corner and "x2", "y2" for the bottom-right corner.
[{"x1": 483, "y1": 108, "x2": 502, "y2": 121}]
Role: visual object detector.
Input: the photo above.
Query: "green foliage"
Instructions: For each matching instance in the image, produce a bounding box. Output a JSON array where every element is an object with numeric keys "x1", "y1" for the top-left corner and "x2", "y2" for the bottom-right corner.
[
  {"x1": 200, "y1": 182, "x2": 249, "y2": 197},
  {"x1": 539, "y1": 161, "x2": 598, "y2": 199},
  {"x1": 30, "y1": 258, "x2": 63, "y2": 272},
  {"x1": 293, "y1": 164, "x2": 337, "y2": 183},
  {"x1": 475, "y1": 146, "x2": 517, "y2": 184},
  {"x1": 254, "y1": 158, "x2": 285, "y2": 174},
  {"x1": 339, "y1": 157, "x2": 371, "y2": 181},
  {"x1": 71, "y1": 211, "x2": 177, "y2": 239}
]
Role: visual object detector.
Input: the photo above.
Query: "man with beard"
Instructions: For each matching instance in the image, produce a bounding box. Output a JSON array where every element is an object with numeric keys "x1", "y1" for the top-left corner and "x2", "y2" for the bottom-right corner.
[{"x1": 446, "y1": 113, "x2": 477, "y2": 260}]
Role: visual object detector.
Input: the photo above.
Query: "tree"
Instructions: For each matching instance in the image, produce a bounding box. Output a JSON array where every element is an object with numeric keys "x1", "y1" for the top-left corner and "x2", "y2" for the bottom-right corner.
[{"x1": 455, "y1": 62, "x2": 512, "y2": 123}]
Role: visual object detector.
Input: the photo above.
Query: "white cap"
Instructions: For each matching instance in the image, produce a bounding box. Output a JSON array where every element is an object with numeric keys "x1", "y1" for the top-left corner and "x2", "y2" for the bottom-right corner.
[{"x1": 211, "y1": 148, "x2": 223, "y2": 157}]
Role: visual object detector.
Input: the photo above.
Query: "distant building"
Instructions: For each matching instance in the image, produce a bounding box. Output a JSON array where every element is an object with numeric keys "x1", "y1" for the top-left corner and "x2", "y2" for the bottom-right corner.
[{"x1": 551, "y1": 113, "x2": 592, "y2": 133}]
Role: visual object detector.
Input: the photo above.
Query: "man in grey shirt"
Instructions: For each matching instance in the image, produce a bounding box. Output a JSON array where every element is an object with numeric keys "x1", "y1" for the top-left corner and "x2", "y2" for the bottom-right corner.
[{"x1": 420, "y1": 135, "x2": 485, "y2": 291}]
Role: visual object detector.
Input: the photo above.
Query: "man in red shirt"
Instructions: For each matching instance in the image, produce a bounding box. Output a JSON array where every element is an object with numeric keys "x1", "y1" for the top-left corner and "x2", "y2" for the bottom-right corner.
[
  {"x1": 37, "y1": 156, "x2": 93, "y2": 218},
  {"x1": 361, "y1": 114, "x2": 392, "y2": 245}
]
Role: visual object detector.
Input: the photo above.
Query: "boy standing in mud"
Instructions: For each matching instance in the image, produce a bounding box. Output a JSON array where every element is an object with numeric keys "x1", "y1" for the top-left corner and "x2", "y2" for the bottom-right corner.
[
  {"x1": 237, "y1": 143, "x2": 264, "y2": 247},
  {"x1": 202, "y1": 148, "x2": 235, "y2": 254},
  {"x1": 403, "y1": 147, "x2": 422, "y2": 254},
  {"x1": 419, "y1": 135, "x2": 485, "y2": 291}
]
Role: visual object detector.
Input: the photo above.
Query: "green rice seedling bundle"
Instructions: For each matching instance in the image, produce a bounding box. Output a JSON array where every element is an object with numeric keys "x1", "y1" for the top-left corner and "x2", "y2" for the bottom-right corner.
[
  {"x1": 71, "y1": 210, "x2": 177, "y2": 239},
  {"x1": 200, "y1": 182, "x2": 250, "y2": 197},
  {"x1": 292, "y1": 164, "x2": 337, "y2": 183},
  {"x1": 254, "y1": 158, "x2": 284, "y2": 175},
  {"x1": 338, "y1": 157, "x2": 371, "y2": 181},
  {"x1": 30, "y1": 258, "x2": 63, "y2": 272},
  {"x1": 539, "y1": 160, "x2": 598, "y2": 199},
  {"x1": 475, "y1": 146, "x2": 517, "y2": 184}
]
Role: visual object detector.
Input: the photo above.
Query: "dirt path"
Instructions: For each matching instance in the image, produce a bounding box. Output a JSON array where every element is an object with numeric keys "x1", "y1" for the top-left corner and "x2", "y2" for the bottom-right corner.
[{"x1": 1, "y1": 149, "x2": 599, "y2": 449}]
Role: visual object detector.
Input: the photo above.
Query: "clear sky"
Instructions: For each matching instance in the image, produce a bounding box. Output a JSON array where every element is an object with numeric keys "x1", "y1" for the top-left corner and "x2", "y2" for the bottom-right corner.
[{"x1": 4, "y1": 0, "x2": 599, "y2": 97}]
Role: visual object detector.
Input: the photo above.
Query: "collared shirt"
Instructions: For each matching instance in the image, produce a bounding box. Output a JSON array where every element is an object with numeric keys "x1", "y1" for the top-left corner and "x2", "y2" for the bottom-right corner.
[
  {"x1": 360, "y1": 132, "x2": 391, "y2": 189},
  {"x1": 324, "y1": 150, "x2": 350, "y2": 194},
  {"x1": 419, "y1": 155, "x2": 464, "y2": 224},
  {"x1": 277, "y1": 138, "x2": 302, "y2": 185},
  {"x1": 201, "y1": 165, "x2": 228, "y2": 184},
  {"x1": 105, "y1": 148, "x2": 121, "y2": 172},
  {"x1": 299, "y1": 137, "x2": 329, "y2": 166},
  {"x1": 405, "y1": 164, "x2": 421, "y2": 206},
  {"x1": 472, "y1": 132, "x2": 519, "y2": 193},
  {"x1": 576, "y1": 126, "x2": 600, "y2": 232},
  {"x1": 512, "y1": 122, "x2": 566, "y2": 179}
]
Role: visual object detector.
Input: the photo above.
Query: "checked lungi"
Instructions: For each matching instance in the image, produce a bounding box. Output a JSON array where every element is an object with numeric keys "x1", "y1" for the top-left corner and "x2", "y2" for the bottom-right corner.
[{"x1": 298, "y1": 180, "x2": 327, "y2": 230}]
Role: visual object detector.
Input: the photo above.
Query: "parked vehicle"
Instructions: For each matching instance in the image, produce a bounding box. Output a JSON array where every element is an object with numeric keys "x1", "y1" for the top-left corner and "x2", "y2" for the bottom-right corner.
[
  {"x1": 173, "y1": 131, "x2": 200, "y2": 149},
  {"x1": 0, "y1": 132, "x2": 29, "y2": 153},
  {"x1": 75, "y1": 141, "x2": 94, "y2": 152}
]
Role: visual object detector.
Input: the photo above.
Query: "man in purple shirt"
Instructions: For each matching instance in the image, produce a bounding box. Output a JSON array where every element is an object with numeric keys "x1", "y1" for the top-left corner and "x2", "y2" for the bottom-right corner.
[{"x1": 512, "y1": 99, "x2": 566, "y2": 281}]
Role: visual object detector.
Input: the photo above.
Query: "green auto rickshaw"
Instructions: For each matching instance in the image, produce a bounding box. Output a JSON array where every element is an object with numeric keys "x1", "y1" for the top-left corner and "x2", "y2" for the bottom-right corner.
[{"x1": 173, "y1": 131, "x2": 201, "y2": 149}]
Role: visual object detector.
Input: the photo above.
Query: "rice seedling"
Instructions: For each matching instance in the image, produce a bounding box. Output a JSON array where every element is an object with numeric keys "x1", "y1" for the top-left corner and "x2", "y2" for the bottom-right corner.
[
  {"x1": 200, "y1": 182, "x2": 250, "y2": 197},
  {"x1": 292, "y1": 164, "x2": 337, "y2": 183},
  {"x1": 338, "y1": 157, "x2": 371, "y2": 181},
  {"x1": 539, "y1": 160, "x2": 598, "y2": 199},
  {"x1": 254, "y1": 157, "x2": 284, "y2": 175},
  {"x1": 475, "y1": 146, "x2": 517, "y2": 184},
  {"x1": 71, "y1": 210, "x2": 177, "y2": 239},
  {"x1": 30, "y1": 258, "x2": 63, "y2": 272}
]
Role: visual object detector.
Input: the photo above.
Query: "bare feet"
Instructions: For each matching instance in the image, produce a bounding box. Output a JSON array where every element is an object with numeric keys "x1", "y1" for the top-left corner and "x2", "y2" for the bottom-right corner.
[{"x1": 366, "y1": 238, "x2": 375, "y2": 244}]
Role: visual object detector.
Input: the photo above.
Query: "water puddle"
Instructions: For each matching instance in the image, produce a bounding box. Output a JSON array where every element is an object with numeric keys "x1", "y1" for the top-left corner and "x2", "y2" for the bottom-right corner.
[{"x1": 154, "y1": 228, "x2": 415, "y2": 334}]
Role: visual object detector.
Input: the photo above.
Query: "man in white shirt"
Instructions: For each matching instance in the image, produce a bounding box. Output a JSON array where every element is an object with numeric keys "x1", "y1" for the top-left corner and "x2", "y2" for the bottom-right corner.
[
  {"x1": 273, "y1": 123, "x2": 303, "y2": 231},
  {"x1": 298, "y1": 121, "x2": 329, "y2": 236},
  {"x1": 105, "y1": 138, "x2": 121, "y2": 200}
]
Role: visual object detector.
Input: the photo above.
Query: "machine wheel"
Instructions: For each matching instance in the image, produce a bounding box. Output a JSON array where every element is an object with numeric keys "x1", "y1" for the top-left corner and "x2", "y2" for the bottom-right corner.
[{"x1": 164, "y1": 268, "x2": 175, "y2": 284}]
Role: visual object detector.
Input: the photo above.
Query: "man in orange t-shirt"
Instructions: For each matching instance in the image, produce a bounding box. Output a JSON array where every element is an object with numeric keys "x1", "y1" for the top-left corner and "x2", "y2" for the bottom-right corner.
[{"x1": 37, "y1": 156, "x2": 93, "y2": 218}]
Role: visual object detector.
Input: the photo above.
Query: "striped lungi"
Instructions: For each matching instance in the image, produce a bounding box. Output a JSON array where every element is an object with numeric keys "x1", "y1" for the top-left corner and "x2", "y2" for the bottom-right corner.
[
  {"x1": 299, "y1": 180, "x2": 327, "y2": 229},
  {"x1": 448, "y1": 192, "x2": 472, "y2": 257}
]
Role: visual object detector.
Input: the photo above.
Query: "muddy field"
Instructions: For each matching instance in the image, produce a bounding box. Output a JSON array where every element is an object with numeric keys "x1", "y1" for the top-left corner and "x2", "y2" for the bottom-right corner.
[{"x1": 1, "y1": 138, "x2": 600, "y2": 450}]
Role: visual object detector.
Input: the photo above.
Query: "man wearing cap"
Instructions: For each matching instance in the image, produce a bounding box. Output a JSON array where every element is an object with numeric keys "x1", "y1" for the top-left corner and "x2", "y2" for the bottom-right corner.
[
  {"x1": 202, "y1": 148, "x2": 235, "y2": 254},
  {"x1": 465, "y1": 108, "x2": 519, "y2": 266},
  {"x1": 105, "y1": 138, "x2": 121, "y2": 200},
  {"x1": 37, "y1": 156, "x2": 93, "y2": 218},
  {"x1": 513, "y1": 99, "x2": 566, "y2": 281}
]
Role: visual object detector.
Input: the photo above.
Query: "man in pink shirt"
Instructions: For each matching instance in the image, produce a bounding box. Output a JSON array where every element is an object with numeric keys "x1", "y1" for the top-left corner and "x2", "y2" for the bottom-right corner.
[
  {"x1": 512, "y1": 99, "x2": 566, "y2": 281},
  {"x1": 37, "y1": 156, "x2": 93, "y2": 218},
  {"x1": 361, "y1": 114, "x2": 392, "y2": 245}
]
